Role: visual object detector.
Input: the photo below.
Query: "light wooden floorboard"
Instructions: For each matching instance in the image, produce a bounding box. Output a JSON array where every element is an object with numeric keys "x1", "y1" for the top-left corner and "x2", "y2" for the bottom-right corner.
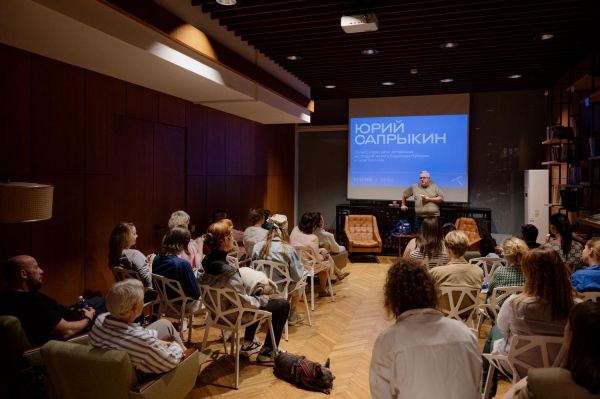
[{"x1": 184, "y1": 257, "x2": 510, "y2": 398}]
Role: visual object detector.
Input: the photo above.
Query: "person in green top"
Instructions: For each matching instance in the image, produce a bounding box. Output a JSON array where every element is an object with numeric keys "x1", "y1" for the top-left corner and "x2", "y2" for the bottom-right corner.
[{"x1": 401, "y1": 170, "x2": 444, "y2": 232}]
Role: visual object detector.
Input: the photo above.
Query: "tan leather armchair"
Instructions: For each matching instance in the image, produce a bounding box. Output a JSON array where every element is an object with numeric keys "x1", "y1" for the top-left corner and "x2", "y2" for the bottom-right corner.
[
  {"x1": 455, "y1": 217, "x2": 481, "y2": 251},
  {"x1": 41, "y1": 340, "x2": 199, "y2": 399},
  {"x1": 344, "y1": 215, "x2": 382, "y2": 253}
]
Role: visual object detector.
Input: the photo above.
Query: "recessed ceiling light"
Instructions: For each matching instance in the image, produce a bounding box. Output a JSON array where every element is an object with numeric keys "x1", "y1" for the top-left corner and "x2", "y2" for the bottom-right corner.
[
  {"x1": 410, "y1": 68, "x2": 419, "y2": 75},
  {"x1": 216, "y1": 0, "x2": 236, "y2": 5},
  {"x1": 361, "y1": 48, "x2": 379, "y2": 55},
  {"x1": 440, "y1": 78, "x2": 454, "y2": 83},
  {"x1": 381, "y1": 81, "x2": 395, "y2": 86},
  {"x1": 540, "y1": 33, "x2": 554, "y2": 41},
  {"x1": 286, "y1": 55, "x2": 301, "y2": 61},
  {"x1": 508, "y1": 74, "x2": 522, "y2": 79},
  {"x1": 440, "y1": 42, "x2": 459, "y2": 49},
  {"x1": 325, "y1": 85, "x2": 336, "y2": 89}
]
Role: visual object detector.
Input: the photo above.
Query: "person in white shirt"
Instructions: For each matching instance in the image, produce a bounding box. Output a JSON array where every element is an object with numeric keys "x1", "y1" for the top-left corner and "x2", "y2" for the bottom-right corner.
[
  {"x1": 369, "y1": 258, "x2": 482, "y2": 399},
  {"x1": 89, "y1": 279, "x2": 185, "y2": 375},
  {"x1": 243, "y1": 208, "x2": 268, "y2": 257}
]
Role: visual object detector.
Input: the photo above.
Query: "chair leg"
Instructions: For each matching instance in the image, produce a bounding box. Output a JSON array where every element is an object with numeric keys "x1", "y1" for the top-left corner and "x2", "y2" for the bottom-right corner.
[
  {"x1": 267, "y1": 318, "x2": 277, "y2": 353},
  {"x1": 327, "y1": 275, "x2": 335, "y2": 302},
  {"x1": 221, "y1": 329, "x2": 228, "y2": 354},
  {"x1": 483, "y1": 363, "x2": 496, "y2": 399},
  {"x1": 310, "y1": 272, "x2": 315, "y2": 311},
  {"x1": 303, "y1": 290, "x2": 312, "y2": 326},
  {"x1": 187, "y1": 314, "x2": 193, "y2": 343},
  {"x1": 234, "y1": 330, "x2": 240, "y2": 390},
  {"x1": 201, "y1": 321, "x2": 210, "y2": 351}
]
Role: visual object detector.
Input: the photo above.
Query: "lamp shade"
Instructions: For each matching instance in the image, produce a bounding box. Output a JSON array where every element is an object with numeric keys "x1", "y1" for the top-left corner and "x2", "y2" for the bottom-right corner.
[{"x1": 0, "y1": 182, "x2": 54, "y2": 223}]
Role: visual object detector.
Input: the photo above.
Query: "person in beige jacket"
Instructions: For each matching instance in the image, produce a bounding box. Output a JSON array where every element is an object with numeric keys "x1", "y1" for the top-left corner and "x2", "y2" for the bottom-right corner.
[{"x1": 430, "y1": 230, "x2": 483, "y2": 288}]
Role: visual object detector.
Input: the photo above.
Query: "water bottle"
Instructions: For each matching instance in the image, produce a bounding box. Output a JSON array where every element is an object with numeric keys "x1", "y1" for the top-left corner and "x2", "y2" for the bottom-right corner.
[
  {"x1": 77, "y1": 296, "x2": 90, "y2": 310},
  {"x1": 481, "y1": 282, "x2": 489, "y2": 292}
]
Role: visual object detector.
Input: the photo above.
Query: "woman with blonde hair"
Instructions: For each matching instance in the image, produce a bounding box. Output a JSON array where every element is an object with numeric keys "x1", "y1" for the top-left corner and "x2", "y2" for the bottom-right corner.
[
  {"x1": 108, "y1": 222, "x2": 152, "y2": 288},
  {"x1": 201, "y1": 219, "x2": 289, "y2": 362},
  {"x1": 486, "y1": 237, "x2": 528, "y2": 305},
  {"x1": 252, "y1": 214, "x2": 305, "y2": 325}
]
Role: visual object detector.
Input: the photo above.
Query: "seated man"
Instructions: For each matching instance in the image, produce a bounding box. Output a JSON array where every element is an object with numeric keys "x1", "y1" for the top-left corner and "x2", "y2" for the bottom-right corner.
[
  {"x1": 0, "y1": 255, "x2": 98, "y2": 346},
  {"x1": 89, "y1": 279, "x2": 185, "y2": 375},
  {"x1": 571, "y1": 237, "x2": 600, "y2": 292}
]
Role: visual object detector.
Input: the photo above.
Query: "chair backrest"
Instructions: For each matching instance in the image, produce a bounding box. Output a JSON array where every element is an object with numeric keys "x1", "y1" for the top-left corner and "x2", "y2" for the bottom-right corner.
[
  {"x1": 580, "y1": 291, "x2": 600, "y2": 303},
  {"x1": 293, "y1": 245, "x2": 330, "y2": 274},
  {"x1": 200, "y1": 285, "x2": 269, "y2": 329},
  {"x1": 151, "y1": 273, "x2": 195, "y2": 318},
  {"x1": 345, "y1": 215, "x2": 378, "y2": 241},
  {"x1": 438, "y1": 285, "x2": 480, "y2": 325},
  {"x1": 469, "y1": 257, "x2": 507, "y2": 285},
  {"x1": 508, "y1": 334, "x2": 566, "y2": 382},
  {"x1": 455, "y1": 217, "x2": 481, "y2": 246},
  {"x1": 0, "y1": 315, "x2": 33, "y2": 397},
  {"x1": 489, "y1": 286, "x2": 524, "y2": 317},
  {"x1": 251, "y1": 259, "x2": 293, "y2": 297},
  {"x1": 41, "y1": 340, "x2": 137, "y2": 399}
]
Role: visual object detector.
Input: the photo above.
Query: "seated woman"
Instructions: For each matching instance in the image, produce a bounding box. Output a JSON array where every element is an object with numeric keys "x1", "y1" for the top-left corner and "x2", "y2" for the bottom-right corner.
[
  {"x1": 545, "y1": 212, "x2": 584, "y2": 272},
  {"x1": 243, "y1": 207, "x2": 268, "y2": 258},
  {"x1": 202, "y1": 219, "x2": 289, "y2": 362},
  {"x1": 486, "y1": 237, "x2": 528, "y2": 305},
  {"x1": 502, "y1": 301, "x2": 600, "y2": 399},
  {"x1": 168, "y1": 210, "x2": 203, "y2": 273},
  {"x1": 402, "y1": 216, "x2": 448, "y2": 268},
  {"x1": 483, "y1": 247, "x2": 575, "y2": 396},
  {"x1": 314, "y1": 213, "x2": 350, "y2": 279},
  {"x1": 370, "y1": 259, "x2": 481, "y2": 399},
  {"x1": 290, "y1": 212, "x2": 336, "y2": 297},
  {"x1": 571, "y1": 237, "x2": 600, "y2": 292},
  {"x1": 152, "y1": 227, "x2": 201, "y2": 312},
  {"x1": 108, "y1": 222, "x2": 152, "y2": 288},
  {"x1": 252, "y1": 214, "x2": 305, "y2": 326}
]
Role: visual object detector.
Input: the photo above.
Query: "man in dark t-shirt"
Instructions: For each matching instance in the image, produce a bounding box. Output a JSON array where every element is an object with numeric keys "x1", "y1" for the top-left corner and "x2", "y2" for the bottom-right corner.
[{"x1": 0, "y1": 255, "x2": 96, "y2": 346}]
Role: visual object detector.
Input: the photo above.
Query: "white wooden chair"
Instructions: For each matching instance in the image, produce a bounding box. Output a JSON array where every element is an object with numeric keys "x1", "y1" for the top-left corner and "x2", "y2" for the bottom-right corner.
[
  {"x1": 579, "y1": 291, "x2": 600, "y2": 302},
  {"x1": 438, "y1": 285, "x2": 480, "y2": 330},
  {"x1": 468, "y1": 257, "x2": 507, "y2": 292},
  {"x1": 151, "y1": 273, "x2": 201, "y2": 342},
  {"x1": 476, "y1": 285, "x2": 524, "y2": 333},
  {"x1": 200, "y1": 285, "x2": 277, "y2": 389},
  {"x1": 293, "y1": 245, "x2": 334, "y2": 310},
  {"x1": 251, "y1": 260, "x2": 312, "y2": 340},
  {"x1": 483, "y1": 334, "x2": 566, "y2": 399}
]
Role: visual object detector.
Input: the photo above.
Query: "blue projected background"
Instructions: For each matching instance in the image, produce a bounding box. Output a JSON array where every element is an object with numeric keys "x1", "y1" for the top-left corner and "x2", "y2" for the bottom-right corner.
[{"x1": 348, "y1": 114, "x2": 468, "y2": 200}]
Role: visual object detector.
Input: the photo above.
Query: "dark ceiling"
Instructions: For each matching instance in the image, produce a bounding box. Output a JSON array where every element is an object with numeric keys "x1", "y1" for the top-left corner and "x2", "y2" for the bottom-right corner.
[{"x1": 191, "y1": 0, "x2": 599, "y2": 100}]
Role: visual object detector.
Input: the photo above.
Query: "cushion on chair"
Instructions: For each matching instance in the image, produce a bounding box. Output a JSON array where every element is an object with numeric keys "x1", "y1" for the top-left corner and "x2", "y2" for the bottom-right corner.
[
  {"x1": 455, "y1": 217, "x2": 482, "y2": 247},
  {"x1": 352, "y1": 239, "x2": 380, "y2": 247}
]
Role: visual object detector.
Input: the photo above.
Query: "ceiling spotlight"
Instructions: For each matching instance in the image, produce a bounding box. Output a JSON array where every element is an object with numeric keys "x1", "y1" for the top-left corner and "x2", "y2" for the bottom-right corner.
[
  {"x1": 361, "y1": 48, "x2": 379, "y2": 55},
  {"x1": 410, "y1": 68, "x2": 419, "y2": 75},
  {"x1": 381, "y1": 81, "x2": 395, "y2": 86},
  {"x1": 440, "y1": 78, "x2": 454, "y2": 83},
  {"x1": 216, "y1": 0, "x2": 236, "y2": 5},
  {"x1": 508, "y1": 74, "x2": 522, "y2": 79},
  {"x1": 286, "y1": 55, "x2": 301, "y2": 61},
  {"x1": 540, "y1": 33, "x2": 554, "y2": 41},
  {"x1": 440, "y1": 42, "x2": 459, "y2": 49},
  {"x1": 325, "y1": 85, "x2": 336, "y2": 89}
]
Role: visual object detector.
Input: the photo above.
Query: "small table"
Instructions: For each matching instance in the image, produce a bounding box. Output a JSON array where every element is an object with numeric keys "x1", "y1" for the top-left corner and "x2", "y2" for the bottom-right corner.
[{"x1": 391, "y1": 233, "x2": 417, "y2": 258}]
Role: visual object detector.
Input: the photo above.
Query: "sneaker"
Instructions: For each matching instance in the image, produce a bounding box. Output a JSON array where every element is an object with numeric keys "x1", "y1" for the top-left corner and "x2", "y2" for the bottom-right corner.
[
  {"x1": 240, "y1": 338, "x2": 262, "y2": 358},
  {"x1": 256, "y1": 349, "x2": 275, "y2": 363},
  {"x1": 288, "y1": 310, "x2": 305, "y2": 326},
  {"x1": 337, "y1": 271, "x2": 351, "y2": 281}
]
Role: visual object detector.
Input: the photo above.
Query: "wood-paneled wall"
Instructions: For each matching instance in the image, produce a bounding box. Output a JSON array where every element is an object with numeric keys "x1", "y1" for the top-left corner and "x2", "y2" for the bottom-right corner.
[{"x1": 0, "y1": 44, "x2": 295, "y2": 303}]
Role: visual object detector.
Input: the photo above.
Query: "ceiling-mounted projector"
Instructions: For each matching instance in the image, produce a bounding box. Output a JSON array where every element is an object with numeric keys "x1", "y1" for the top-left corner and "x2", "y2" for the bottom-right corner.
[{"x1": 341, "y1": 13, "x2": 378, "y2": 34}]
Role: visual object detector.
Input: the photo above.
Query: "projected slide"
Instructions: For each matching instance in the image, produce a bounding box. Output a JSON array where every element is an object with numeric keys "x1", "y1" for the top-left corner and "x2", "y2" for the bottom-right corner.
[{"x1": 348, "y1": 114, "x2": 468, "y2": 201}]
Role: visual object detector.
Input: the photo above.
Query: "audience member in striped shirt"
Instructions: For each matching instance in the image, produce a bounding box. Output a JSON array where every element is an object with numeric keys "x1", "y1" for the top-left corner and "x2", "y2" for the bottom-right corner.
[{"x1": 90, "y1": 279, "x2": 185, "y2": 375}]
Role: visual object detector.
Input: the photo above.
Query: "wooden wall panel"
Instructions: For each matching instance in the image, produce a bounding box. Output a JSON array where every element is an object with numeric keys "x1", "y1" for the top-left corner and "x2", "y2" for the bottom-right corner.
[
  {"x1": 159, "y1": 93, "x2": 186, "y2": 128},
  {"x1": 112, "y1": 116, "x2": 155, "y2": 255},
  {"x1": 205, "y1": 108, "x2": 227, "y2": 176},
  {"x1": 85, "y1": 71, "x2": 126, "y2": 173},
  {"x1": 205, "y1": 176, "x2": 227, "y2": 222},
  {"x1": 125, "y1": 83, "x2": 158, "y2": 122},
  {"x1": 84, "y1": 174, "x2": 116, "y2": 294},
  {"x1": 31, "y1": 56, "x2": 85, "y2": 175},
  {"x1": 0, "y1": 44, "x2": 31, "y2": 177},
  {"x1": 265, "y1": 174, "x2": 294, "y2": 222},
  {"x1": 225, "y1": 117, "x2": 242, "y2": 175},
  {"x1": 240, "y1": 122, "x2": 258, "y2": 176},
  {"x1": 186, "y1": 175, "x2": 207, "y2": 236},
  {"x1": 225, "y1": 175, "x2": 243, "y2": 228},
  {"x1": 241, "y1": 175, "x2": 268, "y2": 213},
  {"x1": 187, "y1": 104, "x2": 207, "y2": 176},
  {"x1": 153, "y1": 124, "x2": 186, "y2": 249},
  {"x1": 31, "y1": 175, "x2": 85, "y2": 304}
]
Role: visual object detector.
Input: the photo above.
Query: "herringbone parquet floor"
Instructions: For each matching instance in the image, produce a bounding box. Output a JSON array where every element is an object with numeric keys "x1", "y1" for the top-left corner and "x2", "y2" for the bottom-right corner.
[{"x1": 184, "y1": 257, "x2": 509, "y2": 398}]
